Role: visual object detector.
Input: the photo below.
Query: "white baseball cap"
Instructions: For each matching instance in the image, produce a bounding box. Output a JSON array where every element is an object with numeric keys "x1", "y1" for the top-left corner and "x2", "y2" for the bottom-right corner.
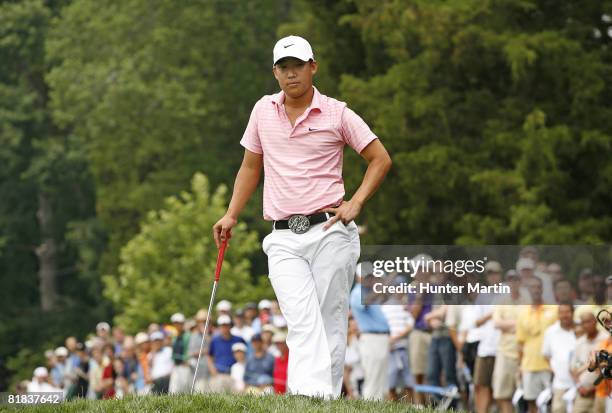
[
  {"x1": 217, "y1": 314, "x2": 232, "y2": 326},
  {"x1": 150, "y1": 331, "x2": 165, "y2": 341},
  {"x1": 231, "y1": 342, "x2": 247, "y2": 353},
  {"x1": 273, "y1": 35, "x2": 314, "y2": 65},
  {"x1": 262, "y1": 324, "x2": 277, "y2": 333},
  {"x1": 134, "y1": 332, "x2": 150, "y2": 345},
  {"x1": 54, "y1": 346, "x2": 68, "y2": 357},
  {"x1": 258, "y1": 299, "x2": 272, "y2": 310},
  {"x1": 33, "y1": 367, "x2": 48, "y2": 378},
  {"x1": 216, "y1": 300, "x2": 232, "y2": 312},
  {"x1": 96, "y1": 321, "x2": 111, "y2": 331},
  {"x1": 170, "y1": 312, "x2": 185, "y2": 323},
  {"x1": 272, "y1": 331, "x2": 287, "y2": 343},
  {"x1": 516, "y1": 257, "x2": 536, "y2": 271}
]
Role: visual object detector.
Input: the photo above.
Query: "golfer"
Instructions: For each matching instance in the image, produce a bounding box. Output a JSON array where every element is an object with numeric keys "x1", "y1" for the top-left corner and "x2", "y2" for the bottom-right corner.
[{"x1": 213, "y1": 35, "x2": 391, "y2": 398}]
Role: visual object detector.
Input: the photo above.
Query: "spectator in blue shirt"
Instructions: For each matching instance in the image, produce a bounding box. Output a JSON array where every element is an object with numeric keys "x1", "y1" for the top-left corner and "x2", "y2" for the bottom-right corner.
[
  {"x1": 51, "y1": 346, "x2": 69, "y2": 390},
  {"x1": 244, "y1": 333, "x2": 275, "y2": 388},
  {"x1": 350, "y1": 263, "x2": 390, "y2": 400},
  {"x1": 207, "y1": 315, "x2": 246, "y2": 392}
]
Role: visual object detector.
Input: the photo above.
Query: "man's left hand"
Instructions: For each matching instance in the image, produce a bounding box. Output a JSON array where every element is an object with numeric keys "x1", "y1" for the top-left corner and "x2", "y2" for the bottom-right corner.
[{"x1": 322, "y1": 200, "x2": 362, "y2": 230}]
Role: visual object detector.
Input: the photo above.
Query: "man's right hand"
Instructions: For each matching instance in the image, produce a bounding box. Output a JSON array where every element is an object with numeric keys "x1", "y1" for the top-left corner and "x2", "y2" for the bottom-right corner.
[{"x1": 213, "y1": 214, "x2": 237, "y2": 248}]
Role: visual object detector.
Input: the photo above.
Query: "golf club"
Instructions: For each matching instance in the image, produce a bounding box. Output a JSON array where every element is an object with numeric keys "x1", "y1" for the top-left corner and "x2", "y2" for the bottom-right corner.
[{"x1": 190, "y1": 238, "x2": 228, "y2": 394}]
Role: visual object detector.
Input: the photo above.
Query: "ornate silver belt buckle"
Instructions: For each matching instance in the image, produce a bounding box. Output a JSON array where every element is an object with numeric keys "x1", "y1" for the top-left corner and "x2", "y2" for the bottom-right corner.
[{"x1": 287, "y1": 214, "x2": 310, "y2": 234}]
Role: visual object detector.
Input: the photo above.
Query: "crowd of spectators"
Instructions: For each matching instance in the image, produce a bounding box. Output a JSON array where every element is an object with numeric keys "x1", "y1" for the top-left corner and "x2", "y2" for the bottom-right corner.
[
  {"x1": 20, "y1": 299, "x2": 289, "y2": 399},
  {"x1": 347, "y1": 246, "x2": 612, "y2": 413},
  {"x1": 19, "y1": 246, "x2": 611, "y2": 413}
]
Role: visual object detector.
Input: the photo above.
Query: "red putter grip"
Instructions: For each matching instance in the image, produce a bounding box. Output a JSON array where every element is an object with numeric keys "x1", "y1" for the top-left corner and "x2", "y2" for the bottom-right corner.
[{"x1": 214, "y1": 239, "x2": 228, "y2": 282}]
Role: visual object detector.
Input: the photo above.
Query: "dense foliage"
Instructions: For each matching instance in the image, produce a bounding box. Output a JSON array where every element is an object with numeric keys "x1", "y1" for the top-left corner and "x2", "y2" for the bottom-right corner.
[{"x1": 1, "y1": 0, "x2": 610, "y2": 390}]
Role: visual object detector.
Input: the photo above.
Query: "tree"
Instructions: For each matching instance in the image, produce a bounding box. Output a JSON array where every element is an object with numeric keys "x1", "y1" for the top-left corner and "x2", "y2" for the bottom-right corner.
[
  {"x1": 0, "y1": 0, "x2": 107, "y2": 390},
  {"x1": 103, "y1": 173, "x2": 271, "y2": 332},
  {"x1": 292, "y1": 0, "x2": 612, "y2": 245},
  {"x1": 46, "y1": 0, "x2": 286, "y2": 277}
]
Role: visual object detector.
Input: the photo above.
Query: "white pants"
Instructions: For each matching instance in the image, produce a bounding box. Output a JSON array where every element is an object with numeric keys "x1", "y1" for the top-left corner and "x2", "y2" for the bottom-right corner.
[
  {"x1": 169, "y1": 365, "x2": 192, "y2": 394},
  {"x1": 263, "y1": 219, "x2": 360, "y2": 398},
  {"x1": 359, "y1": 333, "x2": 390, "y2": 400}
]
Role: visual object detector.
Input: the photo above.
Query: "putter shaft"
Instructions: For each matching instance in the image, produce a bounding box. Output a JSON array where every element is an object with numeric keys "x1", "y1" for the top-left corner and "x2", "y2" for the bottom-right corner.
[
  {"x1": 190, "y1": 280, "x2": 219, "y2": 393},
  {"x1": 191, "y1": 239, "x2": 227, "y2": 394}
]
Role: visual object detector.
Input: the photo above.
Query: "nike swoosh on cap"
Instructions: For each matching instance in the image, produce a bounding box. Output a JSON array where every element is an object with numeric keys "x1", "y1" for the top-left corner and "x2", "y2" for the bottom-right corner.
[
  {"x1": 283, "y1": 44, "x2": 294, "y2": 48},
  {"x1": 308, "y1": 128, "x2": 318, "y2": 131}
]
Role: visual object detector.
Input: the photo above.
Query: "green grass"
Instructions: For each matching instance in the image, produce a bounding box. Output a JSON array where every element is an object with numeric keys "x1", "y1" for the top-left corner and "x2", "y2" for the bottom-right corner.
[{"x1": 1, "y1": 393, "x2": 442, "y2": 412}]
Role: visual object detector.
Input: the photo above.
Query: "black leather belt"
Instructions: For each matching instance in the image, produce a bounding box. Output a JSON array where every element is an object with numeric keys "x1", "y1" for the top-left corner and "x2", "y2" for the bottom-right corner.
[{"x1": 274, "y1": 212, "x2": 334, "y2": 234}]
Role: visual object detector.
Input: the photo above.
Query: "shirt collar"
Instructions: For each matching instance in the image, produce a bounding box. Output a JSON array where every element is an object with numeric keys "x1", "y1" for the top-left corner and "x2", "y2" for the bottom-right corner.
[{"x1": 272, "y1": 85, "x2": 322, "y2": 112}]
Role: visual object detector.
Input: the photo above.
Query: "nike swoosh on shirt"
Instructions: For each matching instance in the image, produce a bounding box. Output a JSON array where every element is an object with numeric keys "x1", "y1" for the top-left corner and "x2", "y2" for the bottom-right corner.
[{"x1": 308, "y1": 128, "x2": 318, "y2": 131}]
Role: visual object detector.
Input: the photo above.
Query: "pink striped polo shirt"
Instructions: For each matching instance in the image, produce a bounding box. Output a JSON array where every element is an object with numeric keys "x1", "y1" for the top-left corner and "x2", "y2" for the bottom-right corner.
[{"x1": 240, "y1": 86, "x2": 378, "y2": 221}]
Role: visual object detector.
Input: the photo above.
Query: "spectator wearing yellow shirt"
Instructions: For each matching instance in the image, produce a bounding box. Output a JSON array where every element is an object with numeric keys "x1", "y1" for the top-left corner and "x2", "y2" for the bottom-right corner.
[
  {"x1": 516, "y1": 276, "x2": 558, "y2": 413},
  {"x1": 492, "y1": 269, "x2": 530, "y2": 413}
]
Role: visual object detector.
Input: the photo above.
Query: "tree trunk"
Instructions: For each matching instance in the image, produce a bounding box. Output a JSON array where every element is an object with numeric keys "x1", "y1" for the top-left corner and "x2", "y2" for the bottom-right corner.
[{"x1": 35, "y1": 191, "x2": 58, "y2": 312}]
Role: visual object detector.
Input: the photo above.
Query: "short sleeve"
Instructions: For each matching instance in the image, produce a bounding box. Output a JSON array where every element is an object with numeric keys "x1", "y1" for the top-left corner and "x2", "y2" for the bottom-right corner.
[
  {"x1": 339, "y1": 107, "x2": 378, "y2": 153},
  {"x1": 240, "y1": 100, "x2": 263, "y2": 154}
]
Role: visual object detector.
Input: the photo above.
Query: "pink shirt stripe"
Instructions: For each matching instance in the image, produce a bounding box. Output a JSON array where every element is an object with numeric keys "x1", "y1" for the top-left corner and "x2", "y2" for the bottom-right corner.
[{"x1": 240, "y1": 86, "x2": 378, "y2": 221}]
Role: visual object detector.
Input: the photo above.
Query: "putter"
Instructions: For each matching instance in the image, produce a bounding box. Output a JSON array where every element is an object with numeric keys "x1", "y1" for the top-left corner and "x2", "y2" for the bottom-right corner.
[{"x1": 190, "y1": 237, "x2": 228, "y2": 394}]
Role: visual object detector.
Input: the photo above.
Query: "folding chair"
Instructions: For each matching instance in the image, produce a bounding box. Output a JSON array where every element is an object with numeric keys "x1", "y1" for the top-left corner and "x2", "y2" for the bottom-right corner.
[{"x1": 413, "y1": 384, "x2": 460, "y2": 411}]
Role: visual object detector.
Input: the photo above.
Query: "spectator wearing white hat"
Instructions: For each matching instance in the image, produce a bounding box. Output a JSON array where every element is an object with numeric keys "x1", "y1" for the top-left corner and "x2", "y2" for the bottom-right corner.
[
  {"x1": 169, "y1": 313, "x2": 191, "y2": 394},
  {"x1": 216, "y1": 300, "x2": 232, "y2": 315},
  {"x1": 149, "y1": 331, "x2": 173, "y2": 394},
  {"x1": 88, "y1": 345, "x2": 107, "y2": 399},
  {"x1": 96, "y1": 322, "x2": 111, "y2": 343},
  {"x1": 133, "y1": 332, "x2": 151, "y2": 394},
  {"x1": 44, "y1": 349, "x2": 55, "y2": 371},
  {"x1": 231, "y1": 309, "x2": 255, "y2": 343},
  {"x1": 230, "y1": 342, "x2": 248, "y2": 392},
  {"x1": 51, "y1": 346, "x2": 69, "y2": 391},
  {"x1": 207, "y1": 315, "x2": 246, "y2": 393},
  {"x1": 147, "y1": 323, "x2": 160, "y2": 335},
  {"x1": 517, "y1": 257, "x2": 555, "y2": 304},
  {"x1": 260, "y1": 324, "x2": 281, "y2": 357},
  {"x1": 188, "y1": 309, "x2": 211, "y2": 393},
  {"x1": 251, "y1": 300, "x2": 272, "y2": 333},
  {"x1": 570, "y1": 311, "x2": 607, "y2": 413},
  {"x1": 27, "y1": 367, "x2": 60, "y2": 392},
  {"x1": 542, "y1": 304, "x2": 576, "y2": 413}
]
